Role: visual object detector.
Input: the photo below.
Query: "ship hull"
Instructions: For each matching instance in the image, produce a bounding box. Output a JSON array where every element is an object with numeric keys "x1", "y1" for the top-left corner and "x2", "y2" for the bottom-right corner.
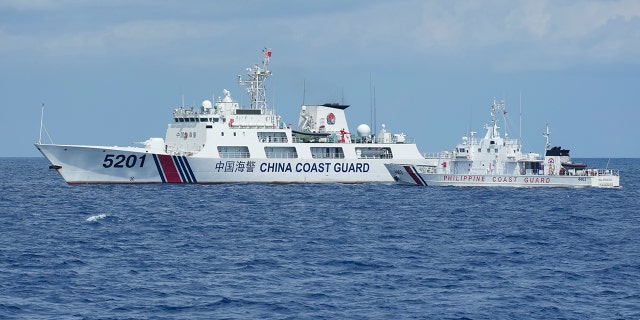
[
  {"x1": 386, "y1": 164, "x2": 620, "y2": 188},
  {"x1": 36, "y1": 143, "x2": 411, "y2": 184}
]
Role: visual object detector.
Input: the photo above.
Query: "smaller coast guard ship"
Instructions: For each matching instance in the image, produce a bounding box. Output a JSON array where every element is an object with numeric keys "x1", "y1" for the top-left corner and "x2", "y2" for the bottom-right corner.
[
  {"x1": 385, "y1": 99, "x2": 620, "y2": 188},
  {"x1": 36, "y1": 48, "x2": 426, "y2": 184}
]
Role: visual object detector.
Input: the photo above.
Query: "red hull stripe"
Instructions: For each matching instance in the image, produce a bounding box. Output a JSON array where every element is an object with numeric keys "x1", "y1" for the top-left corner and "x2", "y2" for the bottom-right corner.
[
  {"x1": 403, "y1": 165, "x2": 426, "y2": 186},
  {"x1": 157, "y1": 154, "x2": 182, "y2": 183}
]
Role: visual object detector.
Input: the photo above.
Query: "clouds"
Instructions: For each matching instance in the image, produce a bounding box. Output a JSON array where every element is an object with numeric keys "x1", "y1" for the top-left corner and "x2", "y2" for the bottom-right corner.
[
  {"x1": 404, "y1": 0, "x2": 640, "y2": 69},
  {"x1": 553, "y1": 0, "x2": 640, "y2": 63},
  {"x1": 514, "y1": 1, "x2": 551, "y2": 38},
  {"x1": 1, "y1": 0, "x2": 638, "y2": 157},
  {"x1": 0, "y1": 0, "x2": 82, "y2": 11},
  {"x1": 1, "y1": 0, "x2": 639, "y2": 70}
]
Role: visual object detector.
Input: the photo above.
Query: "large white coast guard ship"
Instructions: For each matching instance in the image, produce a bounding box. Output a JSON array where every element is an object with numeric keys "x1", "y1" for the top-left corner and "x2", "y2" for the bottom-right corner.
[
  {"x1": 36, "y1": 48, "x2": 426, "y2": 184},
  {"x1": 386, "y1": 99, "x2": 620, "y2": 188}
]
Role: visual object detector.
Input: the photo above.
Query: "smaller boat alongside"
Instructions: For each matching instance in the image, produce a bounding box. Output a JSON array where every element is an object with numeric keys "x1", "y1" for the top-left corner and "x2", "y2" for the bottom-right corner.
[{"x1": 386, "y1": 99, "x2": 620, "y2": 188}]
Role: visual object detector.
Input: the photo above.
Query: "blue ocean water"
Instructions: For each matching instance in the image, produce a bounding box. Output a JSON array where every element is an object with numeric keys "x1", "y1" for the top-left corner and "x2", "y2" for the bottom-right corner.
[{"x1": 0, "y1": 157, "x2": 638, "y2": 319}]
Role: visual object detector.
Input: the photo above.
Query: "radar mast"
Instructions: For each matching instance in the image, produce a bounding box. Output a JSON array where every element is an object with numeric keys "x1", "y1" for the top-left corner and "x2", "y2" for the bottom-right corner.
[{"x1": 238, "y1": 47, "x2": 272, "y2": 113}]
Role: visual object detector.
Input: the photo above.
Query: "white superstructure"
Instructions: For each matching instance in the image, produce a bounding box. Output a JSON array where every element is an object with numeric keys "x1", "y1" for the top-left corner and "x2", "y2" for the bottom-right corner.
[
  {"x1": 36, "y1": 48, "x2": 426, "y2": 184},
  {"x1": 386, "y1": 98, "x2": 620, "y2": 188}
]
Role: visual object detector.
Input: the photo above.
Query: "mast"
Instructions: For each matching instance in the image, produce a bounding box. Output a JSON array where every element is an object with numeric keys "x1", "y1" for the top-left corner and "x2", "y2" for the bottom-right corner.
[
  {"x1": 38, "y1": 103, "x2": 44, "y2": 144},
  {"x1": 238, "y1": 47, "x2": 272, "y2": 112},
  {"x1": 543, "y1": 123, "x2": 551, "y2": 152},
  {"x1": 489, "y1": 98, "x2": 505, "y2": 139},
  {"x1": 368, "y1": 73, "x2": 378, "y2": 138},
  {"x1": 302, "y1": 78, "x2": 306, "y2": 106},
  {"x1": 373, "y1": 84, "x2": 377, "y2": 134},
  {"x1": 502, "y1": 98, "x2": 508, "y2": 138},
  {"x1": 519, "y1": 92, "x2": 522, "y2": 141}
]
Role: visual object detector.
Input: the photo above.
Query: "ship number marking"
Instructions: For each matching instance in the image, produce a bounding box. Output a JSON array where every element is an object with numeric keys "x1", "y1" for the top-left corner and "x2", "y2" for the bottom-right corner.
[{"x1": 102, "y1": 154, "x2": 147, "y2": 168}]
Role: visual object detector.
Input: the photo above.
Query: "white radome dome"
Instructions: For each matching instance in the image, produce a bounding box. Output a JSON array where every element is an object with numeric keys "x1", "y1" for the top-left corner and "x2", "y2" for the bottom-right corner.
[
  {"x1": 357, "y1": 124, "x2": 371, "y2": 137},
  {"x1": 202, "y1": 100, "x2": 213, "y2": 109}
]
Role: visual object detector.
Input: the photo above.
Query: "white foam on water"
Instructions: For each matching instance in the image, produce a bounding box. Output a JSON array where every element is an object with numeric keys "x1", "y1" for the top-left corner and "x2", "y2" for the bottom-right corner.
[{"x1": 86, "y1": 214, "x2": 107, "y2": 222}]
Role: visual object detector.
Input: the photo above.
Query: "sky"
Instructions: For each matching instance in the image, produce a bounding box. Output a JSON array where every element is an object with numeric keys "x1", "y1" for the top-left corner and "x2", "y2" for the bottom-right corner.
[{"x1": 1, "y1": 0, "x2": 639, "y2": 158}]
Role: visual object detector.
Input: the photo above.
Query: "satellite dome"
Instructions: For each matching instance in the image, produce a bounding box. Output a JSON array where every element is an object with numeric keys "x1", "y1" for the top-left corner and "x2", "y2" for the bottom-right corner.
[
  {"x1": 202, "y1": 100, "x2": 213, "y2": 109},
  {"x1": 357, "y1": 124, "x2": 371, "y2": 137}
]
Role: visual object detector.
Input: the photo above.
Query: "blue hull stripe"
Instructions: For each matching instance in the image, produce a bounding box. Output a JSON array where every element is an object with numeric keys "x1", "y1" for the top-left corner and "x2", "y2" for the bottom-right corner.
[
  {"x1": 177, "y1": 156, "x2": 190, "y2": 183},
  {"x1": 181, "y1": 157, "x2": 197, "y2": 183},
  {"x1": 152, "y1": 154, "x2": 166, "y2": 183},
  {"x1": 414, "y1": 166, "x2": 428, "y2": 186},
  {"x1": 173, "y1": 156, "x2": 188, "y2": 183},
  {"x1": 413, "y1": 167, "x2": 427, "y2": 186},
  {"x1": 177, "y1": 156, "x2": 192, "y2": 183}
]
